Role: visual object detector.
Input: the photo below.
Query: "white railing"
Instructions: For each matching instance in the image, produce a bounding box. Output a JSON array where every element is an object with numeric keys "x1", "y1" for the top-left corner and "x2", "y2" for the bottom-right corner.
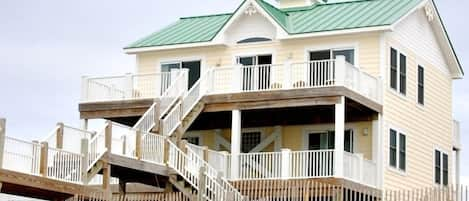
[
  {"x1": 2, "y1": 136, "x2": 41, "y2": 176},
  {"x1": 140, "y1": 133, "x2": 165, "y2": 165},
  {"x1": 238, "y1": 152, "x2": 282, "y2": 180},
  {"x1": 168, "y1": 141, "x2": 198, "y2": 188},
  {"x1": 159, "y1": 70, "x2": 189, "y2": 118},
  {"x1": 210, "y1": 58, "x2": 381, "y2": 103},
  {"x1": 47, "y1": 147, "x2": 84, "y2": 184},
  {"x1": 81, "y1": 72, "x2": 174, "y2": 102},
  {"x1": 181, "y1": 70, "x2": 211, "y2": 117},
  {"x1": 110, "y1": 122, "x2": 137, "y2": 158},
  {"x1": 88, "y1": 126, "x2": 107, "y2": 169},
  {"x1": 343, "y1": 152, "x2": 376, "y2": 187},
  {"x1": 290, "y1": 149, "x2": 334, "y2": 178},
  {"x1": 207, "y1": 149, "x2": 231, "y2": 179},
  {"x1": 133, "y1": 102, "x2": 158, "y2": 133},
  {"x1": 63, "y1": 125, "x2": 94, "y2": 153},
  {"x1": 161, "y1": 103, "x2": 182, "y2": 136}
]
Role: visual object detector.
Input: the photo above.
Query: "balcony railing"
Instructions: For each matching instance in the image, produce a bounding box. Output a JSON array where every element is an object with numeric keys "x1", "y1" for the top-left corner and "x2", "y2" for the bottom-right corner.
[
  {"x1": 81, "y1": 57, "x2": 382, "y2": 104},
  {"x1": 186, "y1": 144, "x2": 377, "y2": 187}
]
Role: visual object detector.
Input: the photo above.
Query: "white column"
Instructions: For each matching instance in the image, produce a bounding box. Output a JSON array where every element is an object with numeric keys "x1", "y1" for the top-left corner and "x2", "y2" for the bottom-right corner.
[
  {"x1": 334, "y1": 96, "x2": 345, "y2": 178},
  {"x1": 81, "y1": 119, "x2": 89, "y2": 130},
  {"x1": 372, "y1": 114, "x2": 383, "y2": 188},
  {"x1": 231, "y1": 110, "x2": 241, "y2": 179},
  {"x1": 456, "y1": 149, "x2": 461, "y2": 187}
]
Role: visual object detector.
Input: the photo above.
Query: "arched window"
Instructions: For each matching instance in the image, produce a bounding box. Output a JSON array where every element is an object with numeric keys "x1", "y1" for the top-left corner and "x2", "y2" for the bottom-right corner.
[{"x1": 237, "y1": 37, "x2": 272, "y2": 44}]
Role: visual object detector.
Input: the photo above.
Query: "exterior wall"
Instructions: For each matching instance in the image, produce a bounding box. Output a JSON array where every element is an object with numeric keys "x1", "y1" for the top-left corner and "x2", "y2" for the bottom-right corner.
[
  {"x1": 382, "y1": 10, "x2": 454, "y2": 190},
  {"x1": 136, "y1": 32, "x2": 381, "y2": 78},
  {"x1": 185, "y1": 121, "x2": 374, "y2": 160}
]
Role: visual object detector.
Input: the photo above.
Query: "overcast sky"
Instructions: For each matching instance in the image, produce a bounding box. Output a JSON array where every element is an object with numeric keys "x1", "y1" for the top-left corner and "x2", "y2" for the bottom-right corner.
[{"x1": 0, "y1": 1, "x2": 468, "y2": 199}]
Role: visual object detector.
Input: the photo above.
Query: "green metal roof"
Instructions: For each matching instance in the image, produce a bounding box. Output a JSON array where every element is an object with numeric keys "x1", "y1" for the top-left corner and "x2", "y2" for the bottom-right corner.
[{"x1": 125, "y1": 0, "x2": 423, "y2": 49}]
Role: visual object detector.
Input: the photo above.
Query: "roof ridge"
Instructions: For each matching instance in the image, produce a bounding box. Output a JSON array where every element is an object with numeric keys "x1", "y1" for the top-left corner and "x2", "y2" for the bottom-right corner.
[{"x1": 180, "y1": 13, "x2": 232, "y2": 20}]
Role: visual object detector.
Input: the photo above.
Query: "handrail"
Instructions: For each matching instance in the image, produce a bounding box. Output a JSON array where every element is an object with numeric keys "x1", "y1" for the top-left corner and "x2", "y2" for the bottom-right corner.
[{"x1": 133, "y1": 102, "x2": 158, "y2": 133}]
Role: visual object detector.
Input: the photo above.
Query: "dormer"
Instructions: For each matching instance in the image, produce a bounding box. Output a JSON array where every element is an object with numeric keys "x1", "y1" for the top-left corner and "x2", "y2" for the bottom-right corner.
[{"x1": 276, "y1": 0, "x2": 324, "y2": 8}]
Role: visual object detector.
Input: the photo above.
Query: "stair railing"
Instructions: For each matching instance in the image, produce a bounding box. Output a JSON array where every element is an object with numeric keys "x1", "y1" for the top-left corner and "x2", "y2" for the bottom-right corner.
[
  {"x1": 133, "y1": 102, "x2": 158, "y2": 133},
  {"x1": 87, "y1": 124, "x2": 107, "y2": 170}
]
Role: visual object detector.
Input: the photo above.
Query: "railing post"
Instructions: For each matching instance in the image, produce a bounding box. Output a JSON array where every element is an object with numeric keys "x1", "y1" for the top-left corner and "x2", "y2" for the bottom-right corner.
[
  {"x1": 105, "y1": 121, "x2": 112, "y2": 152},
  {"x1": 0, "y1": 119, "x2": 6, "y2": 169},
  {"x1": 56, "y1": 122, "x2": 64, "y2": 149},
  {"x1": 163, "y1": 139, "x2": 170, "y2": 165},
  {"x1": 81, "y1": 138, "x2": 89, "y2": 184},
  {"x1": 81, "y1": 76, "x2": 89, "y2": 101},
  {"x1": 180, "y1": 69, "x2": 190, "y2": 94},
  {"x1": 202, "y1": 146, "x2": 209, "y2": 162},
  {"x1": 154, "y1": 103, "x2": 160, "y2": 132},
  {"x1": 335, "y1": 56, "x2": 346, "y2": 86},
  {"x1": 232, "y1": 65, "x2": 242, "y2": 92},
  {"x1": 122, "y1": 135, "x2": 127, "y2": 155},
  {"x1": 281, "y1": 148, "x2": 291, "y2": 179},
  {"x1": 135, "y1": 130, "x2": 142, "y2": 160},
  {"x1": 284, "y1": 60, "x2": 292, "y2": 89},
  {"x1": 198, "y1": 166, "x2": 207, "y2": 201},
  {"x1": 39, "y1": 142, "x2": 49, "y2": 177}
]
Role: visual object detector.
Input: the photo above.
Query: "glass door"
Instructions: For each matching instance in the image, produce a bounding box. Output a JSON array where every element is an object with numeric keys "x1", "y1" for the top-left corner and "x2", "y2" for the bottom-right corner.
[{"x1": 237, "y1": 55, "x2": 272, "y2": 91}]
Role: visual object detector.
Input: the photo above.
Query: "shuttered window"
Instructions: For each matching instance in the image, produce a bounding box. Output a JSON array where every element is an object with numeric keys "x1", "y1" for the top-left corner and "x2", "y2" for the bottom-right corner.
[
  {"x1": 389, "y1": 129, "x2": 406, "y2": 171},
  {"x1": 435, "y1": 149, "x2": 449, "y2": 186},
  {"x1": 389, "y1": 48, "x2": 407, "y2": 95},
  {"x1": 418, "y1": 66, "x2": 425, "y2": 105},
  {"x1": 435, "y1": 150, "x2": 441, "y2": 184}
]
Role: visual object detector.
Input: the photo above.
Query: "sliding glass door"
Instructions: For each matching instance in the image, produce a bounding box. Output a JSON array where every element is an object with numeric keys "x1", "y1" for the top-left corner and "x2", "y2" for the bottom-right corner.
[
  {"x1": 161, "y1": 60, "x2": 201, "y2": 91},
  {"x1": 237, "y1": 55, "x2": 272, "y2": 91}
]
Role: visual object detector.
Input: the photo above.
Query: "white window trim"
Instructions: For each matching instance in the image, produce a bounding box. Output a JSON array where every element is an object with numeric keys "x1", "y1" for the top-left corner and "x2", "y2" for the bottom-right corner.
[
  {"x1": 241, "y1": 128, "x2": 266, "y2": 153},
  {"x1": 304, "y1": 43, "x2": 359, "y2": 67},
  {"x1": 416, "y1": 64, "x2": 425, "y2": 107},
  {"x1": 387, "y1": 127, "x2": 407, "y2": 175},
  {"x1": 388, "y1": 47, "x2": 407, "y2": 97},
  {"x1": 158, "y1": 56, "x2": 206, "y2": 74},
  {"x1": 433, "y1": 147, "x2": 449, "y2": 186}
]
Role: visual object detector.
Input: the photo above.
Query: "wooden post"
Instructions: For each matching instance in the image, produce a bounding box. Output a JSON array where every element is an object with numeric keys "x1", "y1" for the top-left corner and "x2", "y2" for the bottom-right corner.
[
  {"x1": 180, "y1": 140, "x2": 188, "y2": 154},
  {"x1": 105, "y1": 121, "x2": 112, "y2": 152},
  {"x1": 56, "y1": 122, "x2": 64, "y2": 149},
  {"x1": 40, "y1": 142, "x2": 49, "y2": 176},
  {"x1": 122, "y1": 135, "x2": 127, "y2": 155},
  {"x1": 163, "y1": 139, "x2": 170, "y2": 165},
  {"x1": 0, "y1": 119, "x2": 6, "y2": 169},
  {"x1": 197, "y1": 166, "x2": 207, "y2": 201},
  {"x1": 102, "y1": 162, "x2": 112, "y2": 200},
  {"x1": 81, "y1": 138, "x2": 89, "y2": 184},
  {"x1": 153, "y1": 103, "x2": 160, "y2": 132},
  {"x1": 202, "y1": 146, "x2": 209, "y2": 162},
  {"x1": 135, "y1": 130, "x2": 142, "y2": 160}
]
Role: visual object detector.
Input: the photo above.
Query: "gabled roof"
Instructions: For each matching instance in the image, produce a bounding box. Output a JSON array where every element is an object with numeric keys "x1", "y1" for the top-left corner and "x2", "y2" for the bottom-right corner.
[{"x1": 125, "y1": 0, "x2": 423, "y2": 50}]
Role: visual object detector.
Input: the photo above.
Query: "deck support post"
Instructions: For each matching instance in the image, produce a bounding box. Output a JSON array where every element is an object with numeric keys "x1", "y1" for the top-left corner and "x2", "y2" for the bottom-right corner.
[
  {"x1": 56, "y1": 122, "x2": 64, "y2": 149},
  {"x1": 105, "y1": 121, "x2": 112, "y2": 152},
  {"x1": 102, "y1": 162, "x2": 112, "y2": 200},
  {"x1": 81, "y1": 119, "x2": 88, "y2": 130},
  {"x1": 40, "y1": 142, "x2": 49, "y2": 177},
  {"x1": 281, "y1": 148, "x2": 291, "y2": 179},
  {"x1": 0, "y1": 119, "x2": 5, "y2": 168},
  {"x1": 372, "y1": 114, "x2": 383, "y2": 188},
  {"x1": 334, "y1": 96, "x2": 345, "y2": 178},
  {"x1": 81, "y1": 138, "x2": 89, "y2": 184},
  {"x1": 197, "y1": 166, "x2": 207, "y2": 201},
  {"x1": 231, "y1": 109, "x2": 241, "y2": 179},
  {"x1": 135, "y1": 130, "x2": 142, "y2": 160}
]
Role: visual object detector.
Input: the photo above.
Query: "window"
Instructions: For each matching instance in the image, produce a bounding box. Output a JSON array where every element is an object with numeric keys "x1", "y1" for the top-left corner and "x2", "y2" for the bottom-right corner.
[
  {"x1": 435, "y1": 149, "x2": 449, "y2": 186},
  {"x1": 310, "y1": 49, "x2": 355, "y2": 65},
  {"x1": 237, "y1": 55, "x2": 272, "y2": 91},
  {"x1": 241, "y1": 132, "x2": 262, "y2": 153},
  {"x1": 390, "y1": 48, "x2": 407, "y2": 95},
  {"x1": 418, "y1": 66, "x2": 425, "y2": 105},
  {"x1": 307, "y1": 130, "x2": 353, "y2": 153},
  {"x1": 161, "y1": 60, "x2": 201, "y2": 89},
  {"x1": 237, "y1": 37, "x2": 272, "y2": 44},
  {"x1": 389, "y1": 129, "x2": 406, "y2": 171}
]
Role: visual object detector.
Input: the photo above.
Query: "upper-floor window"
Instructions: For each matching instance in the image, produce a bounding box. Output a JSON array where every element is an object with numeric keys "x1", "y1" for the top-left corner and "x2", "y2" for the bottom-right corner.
[
  {"x1": 310, "y1": 48, "x2": 355, "y2": 65},
  {"x1": 389, "y1": 129, "x2": 406, "y2": 172},
  {"x1": 241, "y1": 131, "x2": 262, "y2": 153},
  {"x1": 418, "y1": 65, "x2": 425, "y2": 105},
  {"x1": 390, "y1": 48, "x2": 407, "y2": 95},
  {"x1": 161, "y1": 60, "x2": 201, "y2": 89},
  {"x1": 237, "y1": 37, "x2": 272, "y2": 44},
  {"x1": 435, "y1": 149, "x2": 449, "y2": 186}
]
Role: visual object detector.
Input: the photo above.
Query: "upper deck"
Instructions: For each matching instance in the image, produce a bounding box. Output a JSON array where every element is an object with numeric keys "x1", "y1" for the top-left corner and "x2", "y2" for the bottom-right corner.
[{"x1": 79, "y1": 57, "x2": 382, "y2": 120}]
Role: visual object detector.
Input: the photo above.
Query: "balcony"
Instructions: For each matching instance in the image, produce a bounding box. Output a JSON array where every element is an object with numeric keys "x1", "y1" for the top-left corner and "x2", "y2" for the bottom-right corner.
[
  {"x1": 80, "y1": 57, "x2": 382, "y2": 120},
  {"x1": 186, "y1": 144, "x2": 378, "y2": 188}
]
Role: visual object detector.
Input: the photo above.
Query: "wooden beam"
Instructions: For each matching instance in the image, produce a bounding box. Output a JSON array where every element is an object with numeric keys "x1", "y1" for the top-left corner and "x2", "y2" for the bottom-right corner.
[
  {"x1": 204, "y1": 96, "x2": 341, "y2": 112},
  {"x1": 106, "y1": 154, "x2": 169, "y2": 176},
  {"x1": 249, "y1": 130, "x2": 279, "y2": 153}
]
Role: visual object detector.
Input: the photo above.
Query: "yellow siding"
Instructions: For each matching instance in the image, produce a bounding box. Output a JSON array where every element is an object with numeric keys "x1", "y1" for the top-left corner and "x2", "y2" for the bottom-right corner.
[
  {"x1": 382, "y1": 36, "x2": 454, "y2": 190},
  {"x1": 136, "y1": 33, "x2": 381, "y2": 77}
]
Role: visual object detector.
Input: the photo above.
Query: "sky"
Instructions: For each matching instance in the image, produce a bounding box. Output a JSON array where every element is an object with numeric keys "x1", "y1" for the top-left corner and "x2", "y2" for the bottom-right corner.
[{"x1": 0, "y1": 0, "x2": 468, "y2": 199}]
